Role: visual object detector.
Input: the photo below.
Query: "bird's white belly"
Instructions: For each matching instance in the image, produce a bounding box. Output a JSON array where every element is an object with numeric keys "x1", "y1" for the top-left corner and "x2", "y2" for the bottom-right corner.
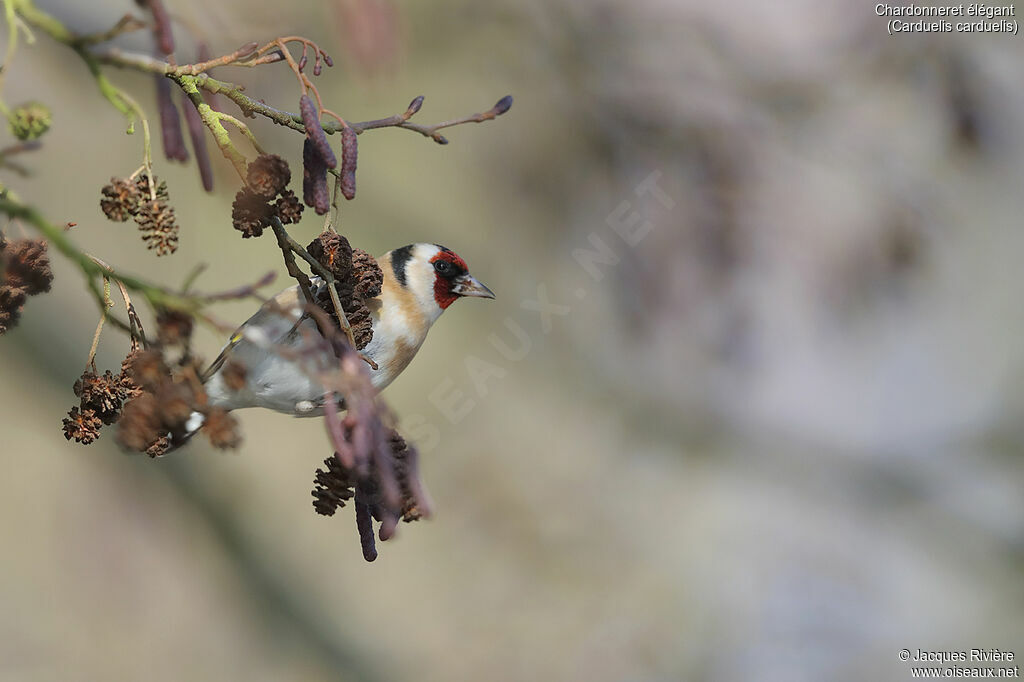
[
  {"x1": 207, "y1": 327, "x2": 414, "y2": 418},
  {"x1": 205, "y1": 282, "x2": 428, "y2": 416}
]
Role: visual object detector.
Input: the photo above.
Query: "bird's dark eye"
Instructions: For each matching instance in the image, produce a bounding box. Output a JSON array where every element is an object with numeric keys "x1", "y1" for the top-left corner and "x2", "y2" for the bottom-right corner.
[{"x1": 434, "y1": 260, "x2": 452, "y2": 275}]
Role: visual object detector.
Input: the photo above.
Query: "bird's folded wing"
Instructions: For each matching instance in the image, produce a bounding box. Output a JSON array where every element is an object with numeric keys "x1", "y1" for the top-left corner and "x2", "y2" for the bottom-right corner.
[{"x1": 201, "y1": 284, "x2": 305, "y2": 382}]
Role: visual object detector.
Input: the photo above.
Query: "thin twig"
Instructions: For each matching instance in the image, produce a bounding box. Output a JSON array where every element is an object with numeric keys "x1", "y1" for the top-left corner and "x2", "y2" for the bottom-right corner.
[
  {"x1": 269, "y1": 216, "x2": 316, "y2": 306},
  {"x1": 85, "y1": 275, "x2": 112, "y2": 368},
  {"x1": 172, "y1": 40, "x2": 258, "y2": 75},
  {"x1": 195, "y1": 271, "x2": 275, "y2": 302},
  {"x1": 112, "y1": 277, "x2": 145, "y2": 348},
  {"x1": 72, "y1": 13, "x2": 146, "y2": 47},
  {"x1": 93, "y1": 48, "x2": 510, "y2": 144}
]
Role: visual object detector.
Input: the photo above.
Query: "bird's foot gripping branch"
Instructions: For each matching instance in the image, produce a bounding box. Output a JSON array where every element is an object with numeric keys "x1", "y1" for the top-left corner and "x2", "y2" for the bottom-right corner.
[{"x1": 0, "y1": 0, "x2": 511, "y2": 561}]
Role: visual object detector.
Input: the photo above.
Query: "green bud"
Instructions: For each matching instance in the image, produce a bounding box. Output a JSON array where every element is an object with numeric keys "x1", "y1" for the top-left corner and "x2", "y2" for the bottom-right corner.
[{"x1": 8, "y1": 102, "x2": 52, "y2": 141}]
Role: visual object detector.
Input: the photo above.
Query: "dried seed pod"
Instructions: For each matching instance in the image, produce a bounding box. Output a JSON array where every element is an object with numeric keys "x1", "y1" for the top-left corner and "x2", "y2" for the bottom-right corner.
[
  {"x1": 340, "y1": 126, "x2": 357, "y2": 200},
  {"x1": 0, "y1": 287, "x2": 26, "y2": 335},
  {"x1": 74, "y1": 370, "x2": 125, "y2": 425},
  {"x1": 117, "y1": 392, "x2": 163, "y2": 452},
  {"x1": 4, "y1": 239, "x2": 52, "y2": 295},
  {"x1": 231, "y1": 188, "x2": 273, "y2": 238},
  {"x1": 145, "y1": 435, "x2": 170, "y2": 458},
  {"x1": 100, "y1": 177, "x2": 142, "y2": 221},
  {"x1": 155, "y1": 75, "x2": 188, "y2": 162},
  {"x1": 273, "y1": 189, "x2": 304, "y2": 225},
  {"x1": 351, "y1": 248, "x2": 383, "y2": 300},
  {"x1": 298, "y1": 94, "x2": 337, "y2": 168},
  {"x1": 134, "y1": 173, "x2": 169, "y2": 202},
  {"x1": 156, "y1": 308, "x2": 194, "y2": 346},
  {"x1": 203, "y1": 408, "x2": 241, "y2": 449},
  {"x1": 154, "y1": 382, "x2": 193, "y2": 429},
  {"x1": 63, "y1": 407, "x2": 103, "y2": 444},
  {"x1": 307, "y1": 232, "x2": 353, "y2": 280},
  {"x1": 302, "y1": 137, "x2": 330, "y2": 215},
  {"x1": 115, "y1": 345, "x2": 215, "y2": 455},
  {"x1": 246, "y1": 154, "x2": 291, "y2": 197},
  {"x1": 127, "y1": 349, "x2": 170, "y2": 393},
  {"x1": 135, "y1": 198, "x2": 179, "y2": 255},
  {"x1": 312, "y1": 454, "x2": 356, "y2": 516},
  {"x1": 347, "y1": 304, "x2": 373, "y2": 350},
  {"x1": 119, "y1": 350, "x2": 144, "y2": 400},
  {"x1": 305, "y1": 236, "x2": 382, "y2": 349}
]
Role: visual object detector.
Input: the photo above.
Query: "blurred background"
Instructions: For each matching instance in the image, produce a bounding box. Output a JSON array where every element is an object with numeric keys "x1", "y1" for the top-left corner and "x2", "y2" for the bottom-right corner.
[{"x1": 2, "y1": 0, "x2": 1024, "y2": 680}]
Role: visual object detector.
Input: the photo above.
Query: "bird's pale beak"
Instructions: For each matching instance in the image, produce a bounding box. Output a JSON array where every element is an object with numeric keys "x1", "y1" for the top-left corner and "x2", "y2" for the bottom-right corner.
[{"x1": 452, "y1": 274, "x2": 495, "y2": 299}]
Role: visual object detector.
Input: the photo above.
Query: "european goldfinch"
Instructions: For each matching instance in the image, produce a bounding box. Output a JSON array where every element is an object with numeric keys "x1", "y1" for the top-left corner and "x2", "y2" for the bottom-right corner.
[{"x1": 199, "y1": 243, "x2": 493, "y2": 422}]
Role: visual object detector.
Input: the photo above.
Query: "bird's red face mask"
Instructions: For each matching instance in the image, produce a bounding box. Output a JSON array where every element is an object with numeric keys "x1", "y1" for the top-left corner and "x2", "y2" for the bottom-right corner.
[{"x1": 429, "y1": 247, "x2": 495, "y2": 309}]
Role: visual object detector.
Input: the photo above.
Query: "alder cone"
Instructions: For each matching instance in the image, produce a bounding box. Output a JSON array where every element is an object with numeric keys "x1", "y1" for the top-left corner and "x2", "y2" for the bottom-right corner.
[{"x1": 246, "y1": 153, "x2": 290, "y2": 198}]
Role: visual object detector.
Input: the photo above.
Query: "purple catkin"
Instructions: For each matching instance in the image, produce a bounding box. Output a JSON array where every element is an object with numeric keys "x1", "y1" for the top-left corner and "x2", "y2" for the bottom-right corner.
[
  {"x1": 354, "y1": 487, "x2": 378, "y2": 561},
  {"x1": 144, "y1": 0, "x2": 175, "y2": 55},
  {"x1": 302, "y1": 138, "x2": 330, "y2": 214},
  {"x1": 299, "y1": 95, "x2": 337, "y2": 168},
  {"x1": 182, "y1": 98, "x2": 213, "y2": 191},
  {"x1": 341, "y1": 127, "x2": 357, "y2": 200},
  {"x1": 155, "y1": 75, "x2": 188, "y2": 162}
]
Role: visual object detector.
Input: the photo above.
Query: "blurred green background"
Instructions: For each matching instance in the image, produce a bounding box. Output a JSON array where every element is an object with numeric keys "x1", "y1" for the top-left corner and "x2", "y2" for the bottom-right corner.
[{"x1": 2, "y1": 1, "x2": 1024, "y2": 680}]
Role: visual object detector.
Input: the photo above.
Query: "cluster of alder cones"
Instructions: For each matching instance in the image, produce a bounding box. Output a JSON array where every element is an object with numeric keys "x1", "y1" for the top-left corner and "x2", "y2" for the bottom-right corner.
[
  {"x1": 0, "y1": 237, "x2": 52, "y2": 335},
  {"x1": 100, "y1": 174, "x2": 179, "y2": 256},
  {"x1": 231, "y1": 154, "x2": 304, "y2": 238},
  {"x1": 306, "y1": 231, "x2": 382, "y2": 350},
  {"x1": 63, "y1": 312, "x2": 241, "y2": 457}
]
